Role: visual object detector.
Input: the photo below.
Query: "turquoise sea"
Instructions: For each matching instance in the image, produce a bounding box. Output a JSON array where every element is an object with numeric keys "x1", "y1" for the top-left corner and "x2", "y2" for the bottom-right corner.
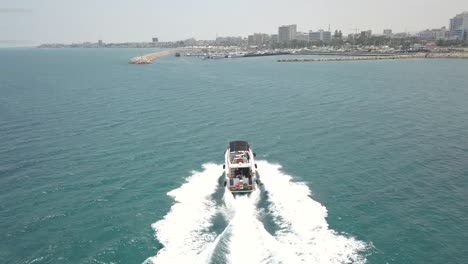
[{"x1": 0, "y1": 48, "x2": 467, "y2": 264}]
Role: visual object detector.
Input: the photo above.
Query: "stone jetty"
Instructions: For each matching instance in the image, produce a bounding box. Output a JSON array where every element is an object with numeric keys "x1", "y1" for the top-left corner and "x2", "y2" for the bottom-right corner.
[
  {"x1": 277, "y1": 52, "x2": 468, "y2": 62},
  {"x1": 128, "y1": 49, "x2": 184, "y2": 64}
]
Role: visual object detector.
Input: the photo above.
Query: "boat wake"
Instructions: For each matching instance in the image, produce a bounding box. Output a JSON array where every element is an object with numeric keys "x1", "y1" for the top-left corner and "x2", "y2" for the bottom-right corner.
[
  {"x1": 256, "y1": 160, "x2": 369, "y2": 264},
  {"x1": 144, "y1": 163, "x2": 223, "y2": 264},
  {"x1": 222, "y1": 190, "x2": 300, "y2": 264},
  {"x1": 145, "y1": 161, "x2": 369, "y2": 264}
]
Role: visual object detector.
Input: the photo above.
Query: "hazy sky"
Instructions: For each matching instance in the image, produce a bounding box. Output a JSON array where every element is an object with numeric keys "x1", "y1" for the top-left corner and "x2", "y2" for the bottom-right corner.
[{"x1": 1, "y1": 0, "x2": 468, "y2": 46}]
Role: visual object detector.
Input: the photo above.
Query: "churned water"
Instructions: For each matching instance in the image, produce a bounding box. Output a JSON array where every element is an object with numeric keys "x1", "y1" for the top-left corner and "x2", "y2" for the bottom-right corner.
[{"x1": 0, "y1": 48, "x2": 467, "y2": 264}]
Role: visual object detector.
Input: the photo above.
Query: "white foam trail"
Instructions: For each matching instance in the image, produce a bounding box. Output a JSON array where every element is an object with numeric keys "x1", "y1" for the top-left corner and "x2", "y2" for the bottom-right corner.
[
  {"x1": 223, "y1": 190, "x2": 302, "y2": 264},
  {"x1": 257, "y1": 160, "x2": 369, "y2": 264},
  {"x1": 144, "y1": 163, "x2": 223, "y2": 264}
]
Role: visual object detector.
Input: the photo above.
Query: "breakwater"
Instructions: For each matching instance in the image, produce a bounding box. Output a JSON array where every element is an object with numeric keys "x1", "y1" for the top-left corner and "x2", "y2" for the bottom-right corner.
[
  {"x1": 278, "y1": 52, "x2": 468, "y2": 62},
  {"x1": 128, "y1": 49, "x2": 184, "y2": 64},
  {"x1": 243, "y1": 52, "x2": 290, "y2": 57}
]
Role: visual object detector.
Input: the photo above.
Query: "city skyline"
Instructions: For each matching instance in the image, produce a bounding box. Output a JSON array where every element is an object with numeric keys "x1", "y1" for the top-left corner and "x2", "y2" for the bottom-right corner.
[{"x1": 1, "y1": 0, "x2": 468, "y2": 46}]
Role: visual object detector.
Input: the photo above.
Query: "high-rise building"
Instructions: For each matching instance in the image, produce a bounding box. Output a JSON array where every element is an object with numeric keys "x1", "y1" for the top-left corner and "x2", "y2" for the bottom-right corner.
[
  {"x1": 309, "y1": 30, "x2": 331, "y2": 43},
  {"x1": 449, "y1": 11, "x2": 468, "y2": 41},
  {"x1": 278, "y1": 24, "x2": 297, "y2": 42},
  {"x1": 152, "y1": 37, "x2": 159, "y2": 43},
  {"x1": 98, "y1": 40, "x2": 103, "y2": 46}
]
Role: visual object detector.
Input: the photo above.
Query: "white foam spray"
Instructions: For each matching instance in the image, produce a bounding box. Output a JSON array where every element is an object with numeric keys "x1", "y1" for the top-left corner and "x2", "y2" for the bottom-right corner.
[
  {"x1": 144, "y1": 163, "x2": 223, "y2": 264},
  {"x1": 223, "y1": 190, "x2": 303, "y2": 264},
  {"x1": 256, "y1": 160, "x2": 369, "y2": 264}
]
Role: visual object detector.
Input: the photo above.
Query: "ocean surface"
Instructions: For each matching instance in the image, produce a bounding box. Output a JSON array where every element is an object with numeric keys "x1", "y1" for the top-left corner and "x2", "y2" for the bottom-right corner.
[{"x1": 0, "y1": 48, "x2": 467, "y2": 264}]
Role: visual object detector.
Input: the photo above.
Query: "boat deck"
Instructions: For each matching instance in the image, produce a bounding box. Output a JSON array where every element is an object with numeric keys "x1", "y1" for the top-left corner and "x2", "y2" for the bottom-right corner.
[{"x1": 229, "y1": 151, "x2": 251, "y2": 165}]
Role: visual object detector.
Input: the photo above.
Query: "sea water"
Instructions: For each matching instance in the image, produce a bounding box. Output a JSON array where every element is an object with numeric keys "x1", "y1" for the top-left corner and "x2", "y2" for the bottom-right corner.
[{"x1": 0, "y1": 48, "x2": 467, "y2": 263}]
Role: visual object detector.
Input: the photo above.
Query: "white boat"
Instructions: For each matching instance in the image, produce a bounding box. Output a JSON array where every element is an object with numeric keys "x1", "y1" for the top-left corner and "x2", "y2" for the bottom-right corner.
[{"x1": 223, "y1": 141, "x2": 258, "y2": 193}]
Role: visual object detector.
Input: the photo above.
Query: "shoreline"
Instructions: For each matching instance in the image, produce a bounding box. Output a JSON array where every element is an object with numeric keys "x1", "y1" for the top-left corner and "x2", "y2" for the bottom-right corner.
[{"x1": 128, "y1": 49, "x2": 468, "y2": 64}]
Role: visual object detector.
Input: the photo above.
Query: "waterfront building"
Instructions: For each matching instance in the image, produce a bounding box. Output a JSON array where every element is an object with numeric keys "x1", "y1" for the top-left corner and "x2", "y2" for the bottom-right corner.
[
  {"x1": 278, "y1": 24, "x2": 297, "y2": 42},
  {"x1": 247, "y1": 35, "x2": 255, "y2": 46},
  {"x1": 322, "y1": 31, "x2": 332, "y2": 42},
  {"x1": 360, "y1": 30, "x2": 372, "y2": 38},
  {"x1": 253, "y1": 33, "x2": 270, "y2": 46},
  {"x1": 295, "y1": 32, "x2": 309, "y2": 41},
  {"x1": 194, "y1": 39, "x2": 216, "y2": 46},
  {"x1": 449, "y1": 11, "x2": 468, "y2": 41},
  {"x1": 448, "y1": 29, "x2": 465, "y2": 40},
  {"x1": 270, "y1": 34, "x2": 278, "y2": 43},
  {"x1": 246, "y1": 34, "x2": 269, "y2": 46},
  {"x1": 309, "y1": 31, "x2": 321, "y2": 42},
  {"x1": 98, "y1": 40, "x2": 103, "y2": 46},
  {"x1": 418, "y1": 30, "x2": 433, "y2": 40},
  {"x1": 309, "y1": 30, "x2": 331, "y2": 42},
  {"x1": 435, "y1": 28, "x2": 448, "y2": 40},
  {"x1": 417, "y1": 27, "x2": 447, "y2": 40},
  {"x1": 215, "y1": 36, "x2": 243, "y2": 46},
  {"x1": 383, "y1": 29, "x2": 393, "y2": 38},
  {"x1": 152, "y1": 37, "x2": 159, "y2": 43},
  {"x1": 392, "y1": 32, "x2": 409, "y2": 38}
]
